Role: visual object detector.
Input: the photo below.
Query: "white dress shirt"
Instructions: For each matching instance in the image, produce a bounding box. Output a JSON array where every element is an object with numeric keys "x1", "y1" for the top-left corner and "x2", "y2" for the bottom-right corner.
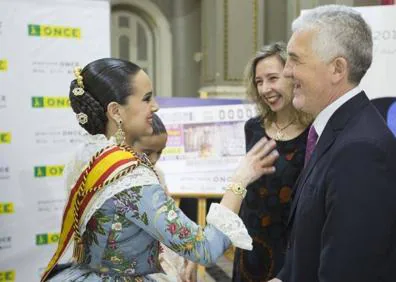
[{"x1": 313, "y1": 86, "x2": 362, "y2": 142}]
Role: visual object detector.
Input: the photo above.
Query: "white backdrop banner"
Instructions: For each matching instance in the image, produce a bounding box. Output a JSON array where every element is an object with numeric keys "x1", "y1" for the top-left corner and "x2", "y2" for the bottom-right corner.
[
  {"x1": 354, "y1": 5, "x2": 396, "y2": 99},
  {"x1": 0, "y1": 0, "x2": 110, "y2": 281}
]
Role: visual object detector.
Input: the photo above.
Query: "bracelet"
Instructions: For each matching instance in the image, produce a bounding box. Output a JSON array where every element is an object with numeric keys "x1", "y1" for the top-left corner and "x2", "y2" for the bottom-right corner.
[{"x1": 225, "y1": 182, "x2": 247, "y2": 199}]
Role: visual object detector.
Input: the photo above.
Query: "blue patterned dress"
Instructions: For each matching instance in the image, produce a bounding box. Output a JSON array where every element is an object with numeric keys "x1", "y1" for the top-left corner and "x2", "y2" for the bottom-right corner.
[{"x1": 48, "y1": 163, "x2": 234, "y2": 282}]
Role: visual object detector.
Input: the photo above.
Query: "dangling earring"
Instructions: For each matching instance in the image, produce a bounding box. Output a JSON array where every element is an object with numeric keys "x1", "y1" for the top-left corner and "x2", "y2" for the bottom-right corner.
[{"x1": 115, "y1": 120, "x2": 126, "y2": 146}]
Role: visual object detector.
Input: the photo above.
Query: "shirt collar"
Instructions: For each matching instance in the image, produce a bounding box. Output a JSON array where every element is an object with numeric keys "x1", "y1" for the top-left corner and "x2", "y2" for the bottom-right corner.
[{"x1": 313, "y1": 86, "x2": 362, "y2": 141}]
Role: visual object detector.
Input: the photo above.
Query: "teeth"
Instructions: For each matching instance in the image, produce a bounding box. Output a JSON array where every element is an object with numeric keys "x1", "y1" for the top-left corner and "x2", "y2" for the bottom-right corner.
[{"x1": 266, "y1": 96, "x2": 280, "y2": 103}]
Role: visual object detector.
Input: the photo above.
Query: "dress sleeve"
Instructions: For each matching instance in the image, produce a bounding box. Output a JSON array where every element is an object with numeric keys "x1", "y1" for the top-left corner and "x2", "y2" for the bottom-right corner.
[{"x1": 111, "y1": 182, "x2": 251, "y2": 266}]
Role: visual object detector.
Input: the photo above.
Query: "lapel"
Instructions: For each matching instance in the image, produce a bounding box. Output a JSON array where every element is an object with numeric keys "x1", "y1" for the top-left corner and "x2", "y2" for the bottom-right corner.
[{"x1": 287, "y1": 92, "x2": 370, "y2": 227}]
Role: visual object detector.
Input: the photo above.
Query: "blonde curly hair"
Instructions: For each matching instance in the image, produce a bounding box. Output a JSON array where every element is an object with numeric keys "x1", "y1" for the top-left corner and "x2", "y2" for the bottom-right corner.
[{"x1": 245, "y1": 42, "x2": 312, "y2": 127}]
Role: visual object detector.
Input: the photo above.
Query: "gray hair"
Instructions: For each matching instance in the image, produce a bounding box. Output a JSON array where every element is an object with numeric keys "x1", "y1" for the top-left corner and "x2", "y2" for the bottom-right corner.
[{"x1": 292, "y1": 5, "x2": 373, "y2": 83}]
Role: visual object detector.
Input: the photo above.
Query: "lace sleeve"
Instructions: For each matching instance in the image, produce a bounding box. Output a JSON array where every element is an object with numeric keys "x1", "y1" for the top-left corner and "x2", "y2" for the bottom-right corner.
[{"x1": 206, "y1": 203, "x2": 253, "y2": 250}]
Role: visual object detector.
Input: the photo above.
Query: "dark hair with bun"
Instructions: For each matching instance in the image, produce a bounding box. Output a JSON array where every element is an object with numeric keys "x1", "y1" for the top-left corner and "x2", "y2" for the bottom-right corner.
[{"x1": 69, "y1": 58, "x2": 141, "y2": 135}]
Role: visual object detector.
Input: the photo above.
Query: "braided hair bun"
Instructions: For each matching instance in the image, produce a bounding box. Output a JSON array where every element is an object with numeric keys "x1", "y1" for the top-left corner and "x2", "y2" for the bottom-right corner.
[
  {"x1": 69, "y1": 80, "x2": 107, "y2": 134},
  {"x1": 68, "y1": 58, "x2": 141, "y2": 135}
]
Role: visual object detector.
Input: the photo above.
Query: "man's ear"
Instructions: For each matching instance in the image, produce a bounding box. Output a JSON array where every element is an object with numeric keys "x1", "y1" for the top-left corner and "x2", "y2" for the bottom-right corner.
[
  {"x1": 107, "y1": 101, "x2": 122, "y2": 122},
  {"x1": 331, "y1": 56, "x2": 348, "y2": 84}
]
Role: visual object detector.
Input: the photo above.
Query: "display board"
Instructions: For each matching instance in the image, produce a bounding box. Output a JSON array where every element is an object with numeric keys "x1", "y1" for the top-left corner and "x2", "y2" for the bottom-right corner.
[{"x1": 0, "y1": 0, "x2": 110, "y2": 280}]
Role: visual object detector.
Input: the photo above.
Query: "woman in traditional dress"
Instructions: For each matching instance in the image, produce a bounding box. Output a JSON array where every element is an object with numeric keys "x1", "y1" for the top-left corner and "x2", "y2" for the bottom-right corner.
[{"x1": 41, "y1": 58, "x2": 278, "y2": 282}]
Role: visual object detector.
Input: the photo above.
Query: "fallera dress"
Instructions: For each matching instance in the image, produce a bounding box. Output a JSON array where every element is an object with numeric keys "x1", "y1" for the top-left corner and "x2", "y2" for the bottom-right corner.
[{"x1": 46, "y1": 134, "x2": 252, "y2": 282}]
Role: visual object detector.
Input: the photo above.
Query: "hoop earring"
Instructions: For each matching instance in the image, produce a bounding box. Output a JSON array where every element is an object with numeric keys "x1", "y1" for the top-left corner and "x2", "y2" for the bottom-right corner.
[{"x1": 115, "y1": 120, "x2": 126, "y2": 146}]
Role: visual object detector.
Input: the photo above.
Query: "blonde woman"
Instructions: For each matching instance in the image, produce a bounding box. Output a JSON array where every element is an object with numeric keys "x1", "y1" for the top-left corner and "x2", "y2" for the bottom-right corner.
[{"x1": 232, "y1": 42, "x2": 311, "y2": 281}]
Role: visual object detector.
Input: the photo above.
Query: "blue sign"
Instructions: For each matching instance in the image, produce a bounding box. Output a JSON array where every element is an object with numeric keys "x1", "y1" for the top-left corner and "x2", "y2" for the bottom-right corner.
[{"x1": 387, "y1": 101, "x2": 396, "y2": 137}]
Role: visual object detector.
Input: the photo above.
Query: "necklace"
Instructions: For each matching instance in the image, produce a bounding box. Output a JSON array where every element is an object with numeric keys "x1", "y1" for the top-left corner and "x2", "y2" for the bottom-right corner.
[{"x1": 273, "y1": 118, "x2": 296, "y2": 140}]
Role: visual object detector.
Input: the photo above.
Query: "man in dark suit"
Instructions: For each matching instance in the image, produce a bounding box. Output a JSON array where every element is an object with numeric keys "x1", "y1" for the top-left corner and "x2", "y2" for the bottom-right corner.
[{"x1": 269, "y1": 5, "x2": 396, "y2": 282}]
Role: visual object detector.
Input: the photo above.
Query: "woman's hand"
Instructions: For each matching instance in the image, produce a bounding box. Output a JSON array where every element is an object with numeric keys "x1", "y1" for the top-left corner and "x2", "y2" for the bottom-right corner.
[
  {"x1": 181, "y1": 260, "x2": 197, "y2": 282},
  {"x1": 232, "y1": 137, "x2": 278, "y2": 187}
]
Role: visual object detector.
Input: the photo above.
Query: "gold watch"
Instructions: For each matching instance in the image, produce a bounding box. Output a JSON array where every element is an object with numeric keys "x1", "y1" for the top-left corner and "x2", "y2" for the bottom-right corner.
[{"x1": 225, "y1": 182, "x2": 247, "y2": 198}]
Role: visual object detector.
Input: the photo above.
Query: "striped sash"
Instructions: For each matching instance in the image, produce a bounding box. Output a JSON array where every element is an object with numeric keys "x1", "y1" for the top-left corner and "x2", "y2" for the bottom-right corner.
[{"x1": 41, "y1": 145, "x2": 140, "y2": 281}]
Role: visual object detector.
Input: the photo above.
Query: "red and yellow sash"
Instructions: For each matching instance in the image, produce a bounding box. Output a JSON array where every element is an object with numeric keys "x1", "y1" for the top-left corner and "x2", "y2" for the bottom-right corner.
[{"x1": 41, "y1": 145, "x2": 140, "y2": 281}]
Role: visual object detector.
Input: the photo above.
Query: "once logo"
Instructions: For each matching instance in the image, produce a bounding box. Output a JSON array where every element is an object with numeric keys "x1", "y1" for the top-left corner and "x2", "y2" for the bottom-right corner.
[
  {"x1": 0, "y1": 203, "x2": 14, "y2": 214},
  {"x1": 0, "y1": 60, "x2": 7, "y2": 71},
  {"x1": 34, "y1": 166, "x2": 64, "y2": 177},
  {"x1": 36, "y1": 233, "x2": 60, "y2": 245},
  {"x1": 28, "y1": 24, "x2": 81, "y2": 39},
  {"x1": 0, "y1": 270, "x2": 15, "y2": 281},
  {"x1": 0, "y1": 132, "x2": 11, "y2": 144},
  {"x1": 32, "y1": 96, "x2": 70, "y2": 108}
]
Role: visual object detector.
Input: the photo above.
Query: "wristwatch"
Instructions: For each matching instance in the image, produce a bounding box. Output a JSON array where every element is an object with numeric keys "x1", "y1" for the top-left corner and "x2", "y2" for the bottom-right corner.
[{"x1": 225, "y1": 182, "x2": 247, "y2": 199}]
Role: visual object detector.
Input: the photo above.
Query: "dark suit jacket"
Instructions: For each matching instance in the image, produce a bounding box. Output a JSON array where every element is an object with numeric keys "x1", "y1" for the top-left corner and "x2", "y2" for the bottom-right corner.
[{"x1": 277, "y1": 92, "x2": 396, "y2": 282}]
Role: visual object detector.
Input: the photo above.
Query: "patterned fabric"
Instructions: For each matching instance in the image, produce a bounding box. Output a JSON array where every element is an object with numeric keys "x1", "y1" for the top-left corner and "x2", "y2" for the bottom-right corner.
[
  {"x1": 42, "y1": 145, "x2": 141, "y2": 282},
  {"x1": 48, "y1": 165, "x2": 232, "y2": 282},
  {"x1": 156, "y1": 165, "x2": 186, "y2": 282},
  {"x1": 232, "y1": 117, "x2": 308, "y2": 282},
  {"x1": 304, "y1": 125, "x2": 318, "y2": 167}
]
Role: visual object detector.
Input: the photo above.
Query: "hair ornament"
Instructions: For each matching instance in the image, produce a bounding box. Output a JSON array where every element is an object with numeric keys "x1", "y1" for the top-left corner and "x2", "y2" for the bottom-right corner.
[
  {"x1": 76, "y1": 113, "x2": 88, "y2": 125},
  {"x1": 72, "y1": 87, "x2": 85, "y2": 96},
  {"x1": 73, "y1": 66, "x2": 84, "y2": 89}
]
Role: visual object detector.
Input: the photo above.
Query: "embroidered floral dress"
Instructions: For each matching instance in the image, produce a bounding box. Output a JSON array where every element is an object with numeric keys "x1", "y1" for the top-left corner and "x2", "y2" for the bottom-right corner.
[
  {"x1": 155, "y1": 165, "x2": 187, "y2": 282},
  {"x1": 48, "y1": 135, "x2": 252, "y2": 282}
]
